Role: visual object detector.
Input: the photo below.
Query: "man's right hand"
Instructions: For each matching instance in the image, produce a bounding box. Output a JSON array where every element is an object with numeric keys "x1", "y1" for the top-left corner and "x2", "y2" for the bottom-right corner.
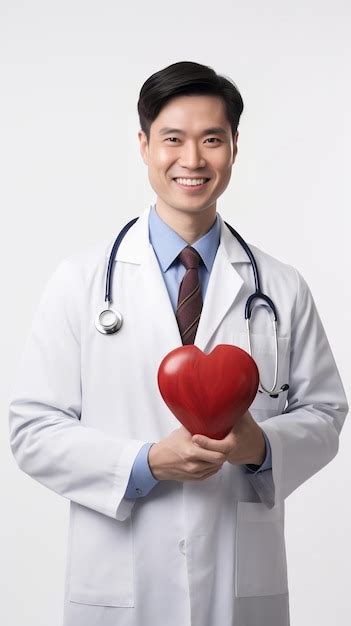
[{"x1": 148, "y1": 425, "x2": 225, "y2": 481}]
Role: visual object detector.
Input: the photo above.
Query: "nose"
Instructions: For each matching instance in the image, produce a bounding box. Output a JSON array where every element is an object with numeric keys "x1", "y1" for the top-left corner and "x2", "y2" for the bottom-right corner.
[{"x1": 178, "y1": 141, "x2": 206, "y2": 169}]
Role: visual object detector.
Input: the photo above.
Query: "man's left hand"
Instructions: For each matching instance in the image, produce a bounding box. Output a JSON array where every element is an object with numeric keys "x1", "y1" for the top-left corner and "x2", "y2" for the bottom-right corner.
[{"x1": 191, "y1": 410, "x2": 266, "y2": 467}]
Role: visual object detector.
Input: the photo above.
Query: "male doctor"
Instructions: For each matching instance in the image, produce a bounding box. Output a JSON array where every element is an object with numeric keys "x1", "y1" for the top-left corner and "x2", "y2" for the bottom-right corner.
[{"x1": 9, "y1": 60, "x2": 349, "y2": 626}]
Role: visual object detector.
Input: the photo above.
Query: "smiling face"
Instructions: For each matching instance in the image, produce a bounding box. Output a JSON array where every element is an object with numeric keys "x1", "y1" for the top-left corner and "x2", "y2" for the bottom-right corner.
[{"x1": 138, "y1": 94, "x2": 238, "y2": 224}]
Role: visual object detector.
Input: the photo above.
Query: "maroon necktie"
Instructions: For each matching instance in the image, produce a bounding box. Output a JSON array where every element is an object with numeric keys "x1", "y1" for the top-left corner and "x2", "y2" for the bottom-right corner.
[{"x1": 176, "y1": 246, "x2": 203, "y2": 345}]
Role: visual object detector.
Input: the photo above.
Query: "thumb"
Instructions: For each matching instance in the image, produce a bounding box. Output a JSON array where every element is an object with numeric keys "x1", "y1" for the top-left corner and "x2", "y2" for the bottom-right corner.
[
  {"x1": 192, "y1": 434, "x2": 223, "y2": 450},
  {"x1": 192, "y1": 430, "x2": 235, "y2": 452},
  {"x1": 192, "y1": 435, "x2": 207, "y2": 447}
]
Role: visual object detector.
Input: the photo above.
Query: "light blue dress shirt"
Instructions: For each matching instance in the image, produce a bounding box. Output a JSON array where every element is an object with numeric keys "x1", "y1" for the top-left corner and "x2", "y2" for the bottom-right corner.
[{"x1": 124, "y1": 204, "x2": 272, "y2": 499}]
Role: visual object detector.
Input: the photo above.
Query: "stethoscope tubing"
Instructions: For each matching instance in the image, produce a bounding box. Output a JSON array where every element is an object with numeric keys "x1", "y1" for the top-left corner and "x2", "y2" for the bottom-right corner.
[{"x1": 96, "y1": 213, "x2": 289, "y2": 398}]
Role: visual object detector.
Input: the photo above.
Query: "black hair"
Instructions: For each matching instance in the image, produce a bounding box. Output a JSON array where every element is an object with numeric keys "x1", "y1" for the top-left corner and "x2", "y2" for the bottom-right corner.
[{"x1": 137, "y1": 61, "x2": 244, "y2": 142}]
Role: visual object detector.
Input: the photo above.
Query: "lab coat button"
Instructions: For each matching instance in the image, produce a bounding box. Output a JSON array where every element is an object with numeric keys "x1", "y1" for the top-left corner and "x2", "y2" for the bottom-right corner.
[
  {"x1": 178, "y1": 539, "x2": 186, "y2": 554},
  {"x1": 136, "y1": 488, "x2": 142, "y2": 495}
]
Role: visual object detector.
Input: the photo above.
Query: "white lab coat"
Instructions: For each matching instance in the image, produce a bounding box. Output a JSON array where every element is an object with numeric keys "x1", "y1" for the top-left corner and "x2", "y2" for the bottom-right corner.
[{"x1": 9, "y1": 204, "x2": 348, "y2": 626}]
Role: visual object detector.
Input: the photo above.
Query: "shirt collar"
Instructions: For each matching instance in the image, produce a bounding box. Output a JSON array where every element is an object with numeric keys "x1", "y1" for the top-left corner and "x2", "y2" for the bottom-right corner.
[{"x1": 148, "y1": 203, "x2": 220, "y2": 272}]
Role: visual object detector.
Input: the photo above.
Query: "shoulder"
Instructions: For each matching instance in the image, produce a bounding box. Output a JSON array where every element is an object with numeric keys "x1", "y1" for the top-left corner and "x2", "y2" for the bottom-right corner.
[
  {"x1": 244, "y1": 241, "x2": 303, "y2": 293},
  {"x1": 246, "y1": 241, "x2": 295, "y2": 275},
  {"x1": 54, "y1": 236, "x2": 113, "y2": 280},
  {"x1": 243, "y1": 242, "x2": 315, "y2": 325}
]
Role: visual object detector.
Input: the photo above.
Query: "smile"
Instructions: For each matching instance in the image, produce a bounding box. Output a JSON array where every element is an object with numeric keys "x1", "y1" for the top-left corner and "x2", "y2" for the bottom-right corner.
[{"x1": 173, "y1": 177, "x2": 210, "y2": 191}]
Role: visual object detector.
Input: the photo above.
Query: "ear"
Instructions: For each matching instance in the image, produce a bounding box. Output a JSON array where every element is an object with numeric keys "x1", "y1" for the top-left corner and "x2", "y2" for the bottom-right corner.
[
  {"x1": 138, "y1": 129, "x2": 149, "y2": 166},
  {"x1": 232, "y1": 131, "x2": 239, "y2": 164}
]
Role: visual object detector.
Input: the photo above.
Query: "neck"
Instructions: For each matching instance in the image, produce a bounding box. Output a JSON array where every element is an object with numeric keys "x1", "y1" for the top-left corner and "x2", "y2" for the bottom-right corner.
[{"x1": 154, "y1": 199, "x2": 217, "y2": 244}]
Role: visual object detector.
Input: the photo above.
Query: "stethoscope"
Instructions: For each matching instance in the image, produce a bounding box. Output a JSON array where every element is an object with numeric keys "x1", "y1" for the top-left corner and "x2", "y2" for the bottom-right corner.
[{"x1": 95, "y1": 209, "x2": 290, "y2": 399}]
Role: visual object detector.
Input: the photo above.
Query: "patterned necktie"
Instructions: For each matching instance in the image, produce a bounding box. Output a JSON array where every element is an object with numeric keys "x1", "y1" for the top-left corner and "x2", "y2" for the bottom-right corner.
[{"x1": 176, "y1": 246, "x2": 203, "y2": 345}]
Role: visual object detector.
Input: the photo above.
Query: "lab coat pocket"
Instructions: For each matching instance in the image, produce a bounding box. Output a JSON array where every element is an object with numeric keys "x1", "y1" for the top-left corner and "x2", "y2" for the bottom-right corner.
[
  {"x1": 68, "y1": 503, "x2": 134, "y2": 607},
  {"x1": 235, "y1": 501, "x2": 288, "y2": 597}
]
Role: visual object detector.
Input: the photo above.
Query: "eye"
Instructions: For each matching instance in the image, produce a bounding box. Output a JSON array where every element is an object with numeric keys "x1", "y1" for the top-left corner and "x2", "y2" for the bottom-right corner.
[{"x1": 164, "y1": 137, "x2": 221, "y2": 144}]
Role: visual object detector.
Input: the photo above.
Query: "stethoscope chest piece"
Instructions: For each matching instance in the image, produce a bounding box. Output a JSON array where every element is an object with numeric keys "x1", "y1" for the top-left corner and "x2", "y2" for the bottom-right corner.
[{"x1": 95, "y1": 306, "x2": 123, "y2": 335}]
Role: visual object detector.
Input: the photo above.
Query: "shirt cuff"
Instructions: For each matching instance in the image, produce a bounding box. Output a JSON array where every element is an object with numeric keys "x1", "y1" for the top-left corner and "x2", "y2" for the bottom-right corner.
[
  {"x1": 124, "y1": 442, "x2": 159, "y2": 499},
  {"x1": 244, "y1": 431, "x2": 272, "y2": 474}
]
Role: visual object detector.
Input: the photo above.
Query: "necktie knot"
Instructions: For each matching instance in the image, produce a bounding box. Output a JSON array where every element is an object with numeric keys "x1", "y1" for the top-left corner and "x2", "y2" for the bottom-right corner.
[{"x1": 179, "y1": 246, "x2": 202, "y2": 270}]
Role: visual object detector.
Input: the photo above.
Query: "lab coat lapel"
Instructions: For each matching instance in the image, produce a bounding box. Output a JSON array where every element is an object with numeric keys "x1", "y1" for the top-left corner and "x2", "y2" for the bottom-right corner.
[
  {"x1": 140, "y1": 245, "x2": 183, "y2": 350},
  {"x1": 109, "y1": 205, "x2": 250, "y2": 353},
  {"x1": 111, "y1": 205, "x2": 183, "y2": 352},
  {"x1": 195, "y1": 215, "x2": 248, "y2": 351}
]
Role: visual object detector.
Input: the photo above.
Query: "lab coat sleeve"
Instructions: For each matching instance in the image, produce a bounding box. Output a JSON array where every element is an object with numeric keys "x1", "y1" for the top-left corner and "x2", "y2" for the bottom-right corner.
[
  {"x1": 8, "y1": 259, "x2": 147, "y2": 522},
  {"x1": 246, "y1": 267, "x2": 349, "y2": 509},
  {"x1": 244, "y1": 430, "x2": 272, "y2": 473}
]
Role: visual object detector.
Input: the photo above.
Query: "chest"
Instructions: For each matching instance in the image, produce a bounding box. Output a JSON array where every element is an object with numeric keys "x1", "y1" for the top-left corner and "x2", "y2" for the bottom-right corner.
[{"x1": 78, "y1": 258, "x2": 292, "y2": 437}]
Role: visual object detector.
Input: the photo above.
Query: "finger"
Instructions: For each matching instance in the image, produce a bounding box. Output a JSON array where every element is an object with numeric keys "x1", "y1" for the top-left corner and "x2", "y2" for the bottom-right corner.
[
  {"x1": 198, "y1": 466, "x2": 222, "y2": 480},
  {"x1": 191, "y1": 463, "x2": 221, "y2": 477},
  {"x1": 197, "y1": 458, "x2": 223, "y2": 470},
  {"x1": 192, "y1": 434, "x2": 231, "y2": 454},
  {"x1": 191, "y1": 444, "x2": 225, "y2": 464}
]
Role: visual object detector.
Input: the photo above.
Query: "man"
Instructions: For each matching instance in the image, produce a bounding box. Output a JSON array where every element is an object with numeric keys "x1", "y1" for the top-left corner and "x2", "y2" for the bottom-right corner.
[{"x1": 9, "y1": 61, "x2": 348, "y2": 626}]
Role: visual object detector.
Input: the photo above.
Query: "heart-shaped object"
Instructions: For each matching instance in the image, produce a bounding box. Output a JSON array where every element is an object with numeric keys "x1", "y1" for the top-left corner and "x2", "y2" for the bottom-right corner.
[{"x1": 157, "y1": 344, "x2": 259, "y2": 440}]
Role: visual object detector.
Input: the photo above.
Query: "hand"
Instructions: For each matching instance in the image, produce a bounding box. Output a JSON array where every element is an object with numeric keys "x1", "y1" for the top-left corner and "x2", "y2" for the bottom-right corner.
[
  {"x1": 191, "y1": 411, "x2": 266, "y2": 467},
  {"x1": 148, "y1": 425, "x2": 225, "y2": 482}
]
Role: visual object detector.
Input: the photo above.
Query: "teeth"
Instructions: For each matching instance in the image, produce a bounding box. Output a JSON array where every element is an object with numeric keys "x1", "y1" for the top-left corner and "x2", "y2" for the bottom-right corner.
[{"x1": 175, "y1": 178, "x2": 208, "y2": 186}]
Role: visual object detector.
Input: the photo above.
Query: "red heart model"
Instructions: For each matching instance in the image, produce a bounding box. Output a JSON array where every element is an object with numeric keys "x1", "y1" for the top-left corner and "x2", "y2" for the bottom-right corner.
[{"x1": 157, "y1": 344, "x2": 259, "y2": 440}]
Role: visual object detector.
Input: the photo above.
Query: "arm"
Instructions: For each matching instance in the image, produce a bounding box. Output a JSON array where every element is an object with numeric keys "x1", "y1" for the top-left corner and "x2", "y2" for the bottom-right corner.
[
  {"x1": 247, "y1": 268, "x2": 348, "y2": 508},
  {"x1": 8, "y1": 259, "x2": 149, "y2": 522}
]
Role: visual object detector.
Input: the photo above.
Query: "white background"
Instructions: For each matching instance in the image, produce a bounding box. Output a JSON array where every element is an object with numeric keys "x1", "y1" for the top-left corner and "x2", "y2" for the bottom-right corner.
[{"x1": 1, "y1": 1, "x2": 350, "y2": 624}]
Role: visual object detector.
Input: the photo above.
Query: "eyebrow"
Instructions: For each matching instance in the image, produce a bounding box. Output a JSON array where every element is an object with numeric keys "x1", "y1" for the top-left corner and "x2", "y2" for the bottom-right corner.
[{"x1": 158, "y1": 126, "x2": 228, "y2": 136}]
